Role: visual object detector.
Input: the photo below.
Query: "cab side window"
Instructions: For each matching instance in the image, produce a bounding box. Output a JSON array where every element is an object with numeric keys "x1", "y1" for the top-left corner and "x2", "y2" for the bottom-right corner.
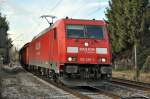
[{"x1": 54, "y1": 28, "x2": 57, "y2": 40}]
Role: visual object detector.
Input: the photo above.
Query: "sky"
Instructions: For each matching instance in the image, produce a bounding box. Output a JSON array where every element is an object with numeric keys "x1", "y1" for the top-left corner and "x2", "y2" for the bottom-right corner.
[{"x1": 0, "y1": 0, "x2": 109, "y2": 49}]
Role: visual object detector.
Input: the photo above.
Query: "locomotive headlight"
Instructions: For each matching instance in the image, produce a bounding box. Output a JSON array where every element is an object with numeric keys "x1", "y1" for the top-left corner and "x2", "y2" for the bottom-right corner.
[
  {"x1": 68, "y1": 57, "x2": 72, "y2": 61},
  {"x1": 84, "y1": 42, "x2": 89, "y2": 47},
  {"x1": 98, "y1": 58, "x2": 107, "y2": 63},
  {"x1": 101, "y1": 58, "x2": 106, "y2": 62},
  {"x1": 67, "y1": 57, "x2": 77, "y2": 62}
]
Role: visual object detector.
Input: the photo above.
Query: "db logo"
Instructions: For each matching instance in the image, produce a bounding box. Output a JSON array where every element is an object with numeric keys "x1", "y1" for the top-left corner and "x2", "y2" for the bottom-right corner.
[{"x1": 79, "y1": 48, "x2": 95, "y2": 53}]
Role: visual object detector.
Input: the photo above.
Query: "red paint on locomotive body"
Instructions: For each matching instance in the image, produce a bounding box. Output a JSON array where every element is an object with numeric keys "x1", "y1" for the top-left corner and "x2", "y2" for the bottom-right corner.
[
  {"x1": 27, "y1": 20, "x2": 66, "y2": 70},
  {"x1": 64, "y1": 19, "x2": 111, "y2": 65},
  {"x1": 22, "y1": 19, "x2": 111, "y2": 70},
  {"x1": 20, "y1": 18, "x2": 112, "y2": 86}
]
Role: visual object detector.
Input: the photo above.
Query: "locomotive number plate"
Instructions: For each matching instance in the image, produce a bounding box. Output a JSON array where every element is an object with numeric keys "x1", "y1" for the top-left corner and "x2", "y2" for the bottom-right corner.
[{"x1": 80, "y1": 58, "x2": 92, "y2": 62}]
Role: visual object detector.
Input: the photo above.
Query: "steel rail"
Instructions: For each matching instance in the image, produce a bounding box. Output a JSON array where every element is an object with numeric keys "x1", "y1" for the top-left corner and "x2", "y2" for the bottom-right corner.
[
  {"x1": 30, "y1": 71, "x2": 121, "y2": 99},
  {"x1": 32, "y1": 73, "x2": 91, "y2": 99},
  {"x1": 88, "y1": 86, "x2": 121, "y2": 99},
  {"x1": 46, "y1": 80, "x2": 91, "y2": 99},
  {"x1": 37, "y1": 75, "x2": 123, "y2": 99},
  {"x1": 112, "y1": 77, "x2": 150, "y2": 92}
]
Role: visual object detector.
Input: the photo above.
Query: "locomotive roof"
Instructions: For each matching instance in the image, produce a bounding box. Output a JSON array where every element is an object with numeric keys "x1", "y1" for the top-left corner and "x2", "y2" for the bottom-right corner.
[
  {"x1": 20, "y1": 42, "x2": 30, "y2": 51},
  {"x1": 32, "y1": 18, "x2": 105, "y2": 41},
  {"x1": 32, "y1": 27, "x2": 52, "y2": 40}
]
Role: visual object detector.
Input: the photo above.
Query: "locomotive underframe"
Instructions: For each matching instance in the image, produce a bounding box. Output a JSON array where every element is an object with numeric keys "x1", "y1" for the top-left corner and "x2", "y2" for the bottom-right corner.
[
  {"x1": 24, "y1": 63, "x2": 112, "y2": 86},
  {"x1": 61, "y1": 64, "x2": 112, "y2": 80}
]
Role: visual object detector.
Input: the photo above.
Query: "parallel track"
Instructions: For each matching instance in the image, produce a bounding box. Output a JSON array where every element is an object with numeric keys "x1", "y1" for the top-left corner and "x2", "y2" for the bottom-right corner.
[
  {"x1": 112, "y1": 77, "x2": 150, "y2": 92},
  {"x1": 86, "y1": 86, "x2": 121, "y2": 99}
]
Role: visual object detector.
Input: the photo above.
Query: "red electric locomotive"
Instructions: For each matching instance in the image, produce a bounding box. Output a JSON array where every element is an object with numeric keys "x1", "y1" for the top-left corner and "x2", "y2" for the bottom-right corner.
[{"x1": 20, "y1": 18, "x2": 112, "y2": 86}]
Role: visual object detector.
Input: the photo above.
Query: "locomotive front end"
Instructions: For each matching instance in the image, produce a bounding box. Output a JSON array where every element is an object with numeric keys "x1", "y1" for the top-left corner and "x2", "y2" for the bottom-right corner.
[{"x1": 61, "y1": 19, "x2": 112, "y2": 86}]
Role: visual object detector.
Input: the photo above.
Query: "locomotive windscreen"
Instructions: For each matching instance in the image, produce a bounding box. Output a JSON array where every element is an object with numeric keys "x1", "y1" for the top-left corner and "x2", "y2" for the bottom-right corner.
[{"x1": 66, "y1": 25, "x2": 104, "y2": 39}]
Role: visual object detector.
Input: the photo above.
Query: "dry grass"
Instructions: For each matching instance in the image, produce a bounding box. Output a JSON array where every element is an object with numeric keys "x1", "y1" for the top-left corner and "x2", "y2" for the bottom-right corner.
[{"x1": 112, "y1": 70, "x2": 150, "y2": 83}]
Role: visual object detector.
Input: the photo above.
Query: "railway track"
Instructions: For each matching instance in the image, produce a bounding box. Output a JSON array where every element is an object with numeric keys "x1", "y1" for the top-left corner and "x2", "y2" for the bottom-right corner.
[
  {"x1": 111, "y1": 77, "x2": 150, "y2": 92},
  {"x1": 84, "y1": 86, "x2": 121, "y2": 99},
  {"x1": 25, "y1": 68, "x2": 150, "y2": 99},
  {"x1": 87, "y1": 86, "x2": 150, "y2": 99},
  {"x1": 31, "y1": 73, "x2": 91, "y2": 99},
  {"x1": 28, "y1": 70, "x2": 122, "y2": 99},
  {"x1": 35, "y1": 74, "x2": 122, "y2": 99}
]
